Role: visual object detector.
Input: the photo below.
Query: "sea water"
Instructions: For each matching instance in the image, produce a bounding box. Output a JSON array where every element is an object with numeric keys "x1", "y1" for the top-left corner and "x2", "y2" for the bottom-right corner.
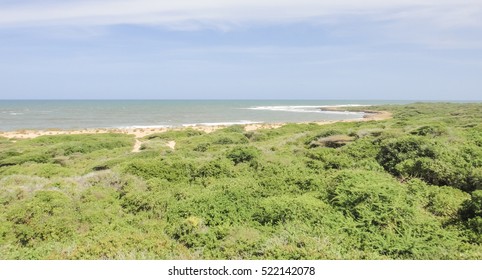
[{"x1": 0, "y1": 100, "x2": 408, "y2": 131}]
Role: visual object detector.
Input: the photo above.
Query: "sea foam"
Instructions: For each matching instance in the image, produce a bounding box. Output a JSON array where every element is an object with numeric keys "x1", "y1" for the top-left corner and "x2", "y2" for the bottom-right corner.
[
  {"x1": 182, "y1": 120, "x2": 262, "y2": 127},
  {"x1": 244, "y1": 105, "x2": 368, "y2": 115}
]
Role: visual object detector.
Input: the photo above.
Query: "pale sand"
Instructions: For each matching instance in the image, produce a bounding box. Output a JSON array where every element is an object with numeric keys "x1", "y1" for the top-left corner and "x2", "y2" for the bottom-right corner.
[
  {"x1": 0, "y1": 108, "x2": 392, "y2": 152},
  {"x1": 166, "y1": 141, "x2": 176, "y2": 150},
  {"x1": 131, "y1": 139, "x2": 143, "y2": 153},
  {"x1": 0, "y1": 123, "x2": 301, "y2": 140}
]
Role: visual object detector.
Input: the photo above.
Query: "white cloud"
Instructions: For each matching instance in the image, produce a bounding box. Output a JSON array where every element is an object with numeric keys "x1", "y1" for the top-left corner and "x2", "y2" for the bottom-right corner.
[
  {"x1": 1, "y1": 0, "x2": 481, "y2": 51},
  {"x1": 0, "y1": 0, "x2": 480, "y2": 30}
]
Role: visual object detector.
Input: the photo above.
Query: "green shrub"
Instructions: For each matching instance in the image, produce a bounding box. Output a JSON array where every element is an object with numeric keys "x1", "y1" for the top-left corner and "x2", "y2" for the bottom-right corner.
[
  {"x1": 305, "y1": 149, "x2": 351, "y2": 170},
  {"x1": 377, "y1": 136, "x2": 437, "y2": 175},
  {"x1": 459, "y1": 190, "x2": 482, "y2": 243},
  {"x1": 167, "y1": 187, "x2": 255, "y2": 228},
  {"x1": 79, "y1": 170, "x2": 138, "y2": 190},
  {"x1": 244, "y1": 131, "x2": 270, "y2": 142},
  {"x1": 78, "y1": 186, "x2": 123, "y2": 226},
  {"x1": 0, "y1": 151, "x2": 52, "y2": 166},
  {"x1": 325, "y1": 170, "x2": 462, "y2": 258},
  {"x1": 32, "y1": 134, "x2": 133, "y2": 155},
  {"x1": 253, "y1": 195, "x2": 327, "y2": 226},
  {"x1": 226, "y1": 146, "x2": 260, "y2": 165},
  {"x1": 395, "y1": 157, "x2": 469, "y2": 189},
  {"x1": 326, "y1": 170, "x2": 413, "y2": 228},
  {"x1": 220, "y1": 125, "x2": 245, "y2": 133},
  {"x1": 169, "y1": 216, "x2": 218, "y2": 249},
  {"x1": 212, "y1": 133, "x2": 249, "y2": 145},
  {"x1": 460, "y1": 190, "x2": 482, "y2": 220},
  {"x1": 194, "y1": 158, "x2": 234, "y2": 179},
  {"x1": 124, "y1": 158, "x2": 195, "y2": 182},
  {"x1": 146, "y1": 128, "x2": 204, "y2": 140},
  {"x1": 219, "y1": 226, "x2": 263, "y2": 259},
  {"x1": 469, "y1": 168, "x2": 482, "y2": 190},
  {"x1": 119, "y1": 182, "x2": 157, "y2": 215},
  {"x1": 410, "y1": 125, "x2": 447, "y2": 136},
  {"x1": 6, "y1": 191, "x2": 77, "y2": 246},
  {"x1": 425, "y1": 186, "x2": 469, "y2": 219},
  {"x1": 193, "y1": 142, "x2": 210, "y2": 152}
]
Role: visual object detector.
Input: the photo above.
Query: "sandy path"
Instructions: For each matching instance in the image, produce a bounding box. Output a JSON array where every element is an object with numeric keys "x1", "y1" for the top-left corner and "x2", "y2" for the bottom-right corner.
[
  {"x1": 131, "y1": 139, "x2": 143, "y2": 153},
  {"x1": 167, "y1": 141, "x2": 176, "y2": 150}
]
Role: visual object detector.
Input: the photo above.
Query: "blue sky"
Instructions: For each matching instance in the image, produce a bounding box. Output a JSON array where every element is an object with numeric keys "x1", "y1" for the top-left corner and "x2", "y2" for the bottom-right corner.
[{"x1": 0, "y1": 0, "x2": 481, "y2": 100}]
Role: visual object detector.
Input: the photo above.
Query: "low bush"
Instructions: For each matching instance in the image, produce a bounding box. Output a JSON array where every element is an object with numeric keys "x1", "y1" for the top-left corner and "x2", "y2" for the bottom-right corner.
[
  {"x1": 6, "y1": 190, "x2": 78, "y2": 246},
  {"x1": 459, "y1": 190, "x2": 482, "y2": 243},
  {"x1": 212, "y1": 133, "x2": 249, "y2": 145},
  {"x1": 226, "y1": 146, "x2": 260, "y2": 165},
  {"x1": 146, "y1": 128, "x2": 204, "y2": 140},
  {"x1": 377, "y1": 136, "x2": 437, "y2": 175}
]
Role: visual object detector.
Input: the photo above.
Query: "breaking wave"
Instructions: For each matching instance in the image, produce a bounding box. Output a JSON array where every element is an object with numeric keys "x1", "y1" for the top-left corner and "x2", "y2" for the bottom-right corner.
[{"x1": 244, "y1": 104, "x2": 368, "y2": 115}]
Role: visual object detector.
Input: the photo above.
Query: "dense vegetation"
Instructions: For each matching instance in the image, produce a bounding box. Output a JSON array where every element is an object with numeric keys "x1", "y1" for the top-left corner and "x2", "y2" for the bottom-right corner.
[{"x1": 0, "y1": 103, "x2": 481, "y2": 259}]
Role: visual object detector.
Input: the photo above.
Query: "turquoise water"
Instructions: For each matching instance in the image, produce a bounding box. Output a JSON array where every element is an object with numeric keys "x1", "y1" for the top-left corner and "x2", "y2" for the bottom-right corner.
[{"x1": 0, "y1": 100, "x2": 408, "y2": 131}]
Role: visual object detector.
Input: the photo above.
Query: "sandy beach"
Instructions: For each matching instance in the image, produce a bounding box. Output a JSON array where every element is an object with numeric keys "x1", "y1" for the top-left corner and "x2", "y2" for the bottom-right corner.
[{"x1": 0, "y1": 108, "x2": 391, "y2": 141}]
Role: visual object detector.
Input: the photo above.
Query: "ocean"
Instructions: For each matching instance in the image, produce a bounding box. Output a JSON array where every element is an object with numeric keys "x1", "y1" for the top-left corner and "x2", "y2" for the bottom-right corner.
[{"x1": 0, "y1": 100, "x2": 408, "y2": 131}]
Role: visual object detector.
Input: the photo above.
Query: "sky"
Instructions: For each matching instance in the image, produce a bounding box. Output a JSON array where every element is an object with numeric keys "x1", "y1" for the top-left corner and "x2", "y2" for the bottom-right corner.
[{"x1": 0, "y1": 0, "x2": 481, "y2": 100}]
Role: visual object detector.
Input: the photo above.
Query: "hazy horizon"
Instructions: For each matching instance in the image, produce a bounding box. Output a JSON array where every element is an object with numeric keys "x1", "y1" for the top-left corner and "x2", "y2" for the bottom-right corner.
[{"x1": 1, "y1": 98, "x2": 481, "y2": 101}]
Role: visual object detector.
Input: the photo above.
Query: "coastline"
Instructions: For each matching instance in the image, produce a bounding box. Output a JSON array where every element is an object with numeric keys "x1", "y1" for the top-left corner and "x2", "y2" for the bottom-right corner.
[{"x1": 0, "y1": 108, "x2": 392, "y2": 140}]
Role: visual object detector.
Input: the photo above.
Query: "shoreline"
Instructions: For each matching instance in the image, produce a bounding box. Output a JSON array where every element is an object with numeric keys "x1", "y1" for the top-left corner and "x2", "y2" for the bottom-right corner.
[{"x1": 0, "y1": 109, "x2": 392, "y2": 140}]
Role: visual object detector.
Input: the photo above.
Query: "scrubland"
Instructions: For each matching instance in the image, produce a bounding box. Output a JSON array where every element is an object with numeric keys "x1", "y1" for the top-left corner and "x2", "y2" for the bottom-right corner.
[{"x1": 0, "y1": 103, "x2": 481, "y2": 259}]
